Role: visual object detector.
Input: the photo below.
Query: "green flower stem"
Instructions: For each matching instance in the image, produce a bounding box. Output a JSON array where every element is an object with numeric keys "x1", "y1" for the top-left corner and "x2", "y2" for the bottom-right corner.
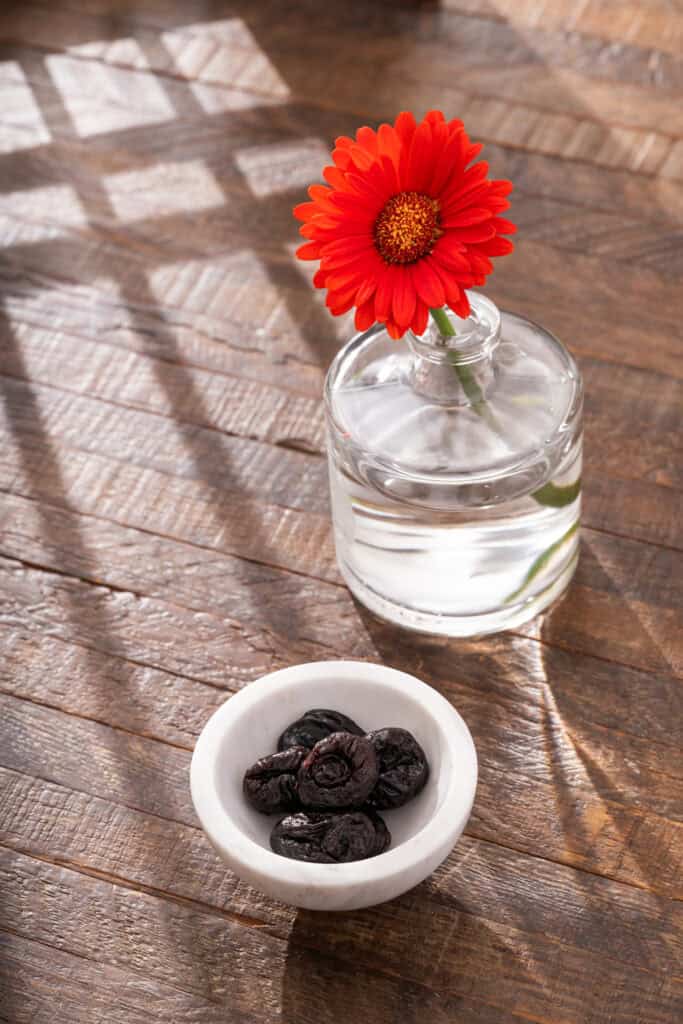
[
  {"x1": 505, "y1": 522, "x2": 579, "y2": 604},
  {"x1": 429, "y1": 306, "x2": 484, "y2": 407}
]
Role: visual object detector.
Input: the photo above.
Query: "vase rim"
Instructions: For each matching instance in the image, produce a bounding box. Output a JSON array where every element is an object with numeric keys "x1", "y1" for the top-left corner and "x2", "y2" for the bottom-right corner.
[{"x1": 408, "y1": 291, "x2": 501, "y2": 366}]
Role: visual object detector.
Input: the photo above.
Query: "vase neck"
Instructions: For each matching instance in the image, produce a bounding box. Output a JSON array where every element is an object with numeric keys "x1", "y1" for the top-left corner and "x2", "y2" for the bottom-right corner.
[{"x1": 407, "y1": 293, "x2": 501, "y2": 406}]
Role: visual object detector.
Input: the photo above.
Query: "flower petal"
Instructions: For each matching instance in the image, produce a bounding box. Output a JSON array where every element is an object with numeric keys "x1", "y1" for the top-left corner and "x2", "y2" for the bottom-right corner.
[
  {"x1": 429, "y1": 128, "x2": 466, "y2": 196},
  {"x1": 355, "y1": 276, "x2": 379, "y2": 306},
  {"x1": 332, "y1": 146, "x2": 352, "y2": 170},
  {"x1": 385, "y1": 319, "x2": 405, "y2": 340},
  {"x1": 327, "y1": 293, "x2": 355, "y2": 315},
  {"x1": 355, "y1": 299, "x2": 376, "y2": 332},
  {"x1": 356, "y1": 125, "x2": 378, "y2": 155},
  {"x1": 394, "y1": 110, "x2": 417, "y2": 145},
  {"x1": 377, "y1": 123, "x2": 401, "y2": 165},
  {"x1": 492, "y1": 216, "x2": 517, "y2": 234},
  {"x1": 296, "y1": 241, "x2": 322, "y2": 260},
  {"x1": 323, "y1": 165, "x2": 347, "y2": 189},
  {"x1": 349, "y1": 143, "x2": 376, "y2": 171},
  {"x1": 405, "y1": 120, "x2": 435, "y2": 193},
  {"x1": 412, "y1": 299, "x2": 429, "y2": 336},
  {"x1": 450, "y1": 290, "x2": 471, "y2": 318},
  {"x1": 440, "y1": 182, "x2": 493, "y2": 218},
  {"x1": 411, "y1": 259, "x2": 445, "y2": 308},
  {"x1": 373, "y1": 266, "x2": 395, "y2": 321},
  {"x1": 427, "y1": 257, "x2": 469, "y2": 308},
  {"x1": 392, "y1": 267, "x2": 417, "y2": 328},
  {"x1": 476, "y1": 236, "x2": 515, "y2": 256},
  {"x1": 431, "y1": 246, "x2": 472, "y2": 278},
  {"x1": 445, "y1": 223, "x2": 497, "y2": 243},
  {"x1": 444, "y1": 206, "x2": 493, "y2": 227},
  {"x1": 490, "y1": 179, "x2": 514, "y2": 197}
]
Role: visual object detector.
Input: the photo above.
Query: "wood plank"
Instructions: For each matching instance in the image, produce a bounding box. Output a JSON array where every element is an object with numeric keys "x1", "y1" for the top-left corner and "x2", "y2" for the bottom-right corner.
[
  {"x1": 0, "y1": 2, "x2": 680, "y2": 1020},
  {"x1": 0, "y1": 847, "x2": 287, "y2": 1012},
  {"x1": 1, "y1": 170, "x2": 681, "y2": 377},
  {"x1": 519, "y1": 531, "x2": 683, "y2": 677},
  {"x1": 0, "y1": 400, "x2": 681, "y2": 675},
  {"x1": 2, "y1": 241, "x2": 681, "y2": 405},
  {"x1": 0, "y1": 319, "x2": 678, "y2": 570},
  {"x1": 1, "y1": 93, "x2": 681, "y2": 288},
  {"x1": 1, "y1": 355, "x2": 681, "y2": 555},
  {"x1": 1, "y1": 807, "x2": 682, "y2": 1024},
  {"x1": 2, "y1": 766, "x2": 682, "y2": 980},
  {"x1": 0, "y1": 272, "x2": 326, "y2": 400},
  {"x1": 8, "y1": 0, "x2": 683, "y2": 95},
  {"x1": 2, "y1": 550, "x2": 682, "y2": 817},
  {"x1": 1, "y1": 320, "x2": 326, "y2": 447},
  {"x1": 1, "y1": 579, "x2": 682, "y2": 895},
  {"x1": 447, "y1": 0, "x2": 683, "y2": 59},
  {"x1": 2, "y1": 42, "x2": 683, "y2": 252},
  {"x1": 5, "y1": 609, "x2": 678, "y2": 765},
  {"x1": 509, "y1": 193, "x2": 683, "y2": 276},
  {"x1": 4, "y1": 3, "x2": 682, "y2": 176},
  {"x1": 1, "y1": 466, "x2": 682, "y2": 680},
  {"x1": 2, "y1": 321, "x2": 682, "y2": 494},
  {"x1": 1, "y1": 121, "x2": 680, "y2": 281},
  {"x1": 0, "y1": 554, "x2": 310, "y2": 689},
  {"x1": 0, "y1": 931, "x2": 230, "y2": 1024},
  {"x1": 0, "y1": 423, "x2": 337, "y2": 581},
  {"x1": 2, "y1": 935, "x2": 521, "y2": 1024},
  {"x1": 0, "y1": 628, "x2": 224, "y2": 748},
  {"x1": 0, "y1": 376, "x2": 330, "y2": 517},
  {"x1": 0, "y1": 850, "x2": 567, "y2": 1024}
]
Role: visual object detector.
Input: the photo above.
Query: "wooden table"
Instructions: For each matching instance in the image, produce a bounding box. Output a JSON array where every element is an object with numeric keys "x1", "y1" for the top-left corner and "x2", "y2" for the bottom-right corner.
[{"x1": 1, "y1": 1, "x2": 681, "y2": 1021}]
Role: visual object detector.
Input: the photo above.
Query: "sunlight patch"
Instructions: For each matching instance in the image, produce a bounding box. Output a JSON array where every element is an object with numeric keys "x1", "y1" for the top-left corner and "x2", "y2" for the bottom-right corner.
[
  {"x1": 235, "y1": 138, "x2": 330, "y2": 198},
  {"x1": 103, "y1": 160, "x2": 224, "y2": 221},
  {"x1": 0, "y1": 61, "x2": 51, "y2": 152},
  {"x1": 45, "y1": 53, "x2": 175, "y2": 137}
]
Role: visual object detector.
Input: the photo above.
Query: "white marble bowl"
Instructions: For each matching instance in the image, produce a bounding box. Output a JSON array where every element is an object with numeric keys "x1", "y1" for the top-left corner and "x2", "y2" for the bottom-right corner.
[{"x1": 190, "y1": 660, "x2": 477, "y2": 911}]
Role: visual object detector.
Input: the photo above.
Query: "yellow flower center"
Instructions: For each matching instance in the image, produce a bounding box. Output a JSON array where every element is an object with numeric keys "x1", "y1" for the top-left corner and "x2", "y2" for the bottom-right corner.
[{"x1": 374, "y1": 191, "x2": 441, "y2": 264}]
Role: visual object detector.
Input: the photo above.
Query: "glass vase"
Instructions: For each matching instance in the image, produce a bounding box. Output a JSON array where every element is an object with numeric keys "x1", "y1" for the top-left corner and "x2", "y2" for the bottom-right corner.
[{"x1": 324, "y1": 292, "x2": 583, "y2": 637}]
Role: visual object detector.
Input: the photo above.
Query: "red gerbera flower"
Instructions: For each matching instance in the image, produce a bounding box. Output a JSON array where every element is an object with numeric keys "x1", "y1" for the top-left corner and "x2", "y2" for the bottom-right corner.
[{"x1": 294, "y1": 110, "x2": 515, "y2": 340}]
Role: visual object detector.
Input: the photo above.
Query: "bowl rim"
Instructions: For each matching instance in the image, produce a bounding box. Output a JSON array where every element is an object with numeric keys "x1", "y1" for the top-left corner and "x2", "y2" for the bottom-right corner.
[{"x1": 190, "y1": 660, "x2": 478, "y2": 893}]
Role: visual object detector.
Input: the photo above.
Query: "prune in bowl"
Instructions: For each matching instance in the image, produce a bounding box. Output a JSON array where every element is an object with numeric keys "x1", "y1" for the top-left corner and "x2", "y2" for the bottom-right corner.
[
  {"x1": 366, "y1": 728, "x2": 429, "y2": 810},
  {"x1": 297, "y1": 732, "x2": 379, "y2": 809},
  {"x1": 271, "y1": 810, "x2": 390, "y2": 863},
  {"x1": 190, "y1": 661, "x2": 478, "y2": 911},
  {"x1": 243, "y1": 746, "x2": 307, "y2": 814},
  {"x1": 277, "y1": 708, "x2": 364, "y2": 751}
]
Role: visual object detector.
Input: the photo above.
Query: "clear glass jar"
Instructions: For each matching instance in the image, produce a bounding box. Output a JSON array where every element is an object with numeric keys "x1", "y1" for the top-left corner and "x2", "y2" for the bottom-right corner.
[{"x1": 325, "y1": 292, "x2": 582, "y2": 637}]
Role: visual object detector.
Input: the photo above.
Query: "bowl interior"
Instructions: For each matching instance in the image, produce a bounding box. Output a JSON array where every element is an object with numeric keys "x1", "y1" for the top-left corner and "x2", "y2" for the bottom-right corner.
[{"x1": 214, "y1": 672, "x2": 459, "y2": 852}]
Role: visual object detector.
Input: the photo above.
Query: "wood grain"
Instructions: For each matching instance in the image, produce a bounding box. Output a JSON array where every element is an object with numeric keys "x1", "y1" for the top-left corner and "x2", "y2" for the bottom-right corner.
[
  {"x1": 0, "y1": 931, "x2": 232, "y2": 1024},
  {"x1": 3, "y1": 3, "x2": 682, "y2": 175},
  {"x1": 0, "y1": 0, "x2": 681, "y2": 1020},
  {"x1": 1, "y1": 568, "x2": 681, "y2": 896},
  {"x1": 1, "y1": 478, "x2": 682, "y2": 678},
  {"x1": 1, "y1": 345, "x2": 682, "y2": 556},
  {"x1": 1, "y1": 764, "x2": 681, "y2": 985},
  {"x1": 442, "y1": 0, "x2": 683, "y2": 59},
  {"x1": 1, "y1": 842, "x2": 682, "y2": 1024},
  {"x1": 2, "y1": 320, "x2": 682, "y2": 492}
]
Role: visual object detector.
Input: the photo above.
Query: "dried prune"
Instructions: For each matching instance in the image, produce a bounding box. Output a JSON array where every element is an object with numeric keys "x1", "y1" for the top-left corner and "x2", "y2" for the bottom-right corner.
[
  {"x1": 270, "y1": 810, "x2": 390, "y2": 863},
  {"x1": 366, "y1": 728, "x2": 429, "y2": 809},
  {"x1": 298, "y1": 731, "x2": 379, "y2": 809},
  {"x1": 243, "y1": 746, "x2": 307, "y2": 814},
  {"x1": 277, "y1": 709, "x2": 364, "y2": 752}
]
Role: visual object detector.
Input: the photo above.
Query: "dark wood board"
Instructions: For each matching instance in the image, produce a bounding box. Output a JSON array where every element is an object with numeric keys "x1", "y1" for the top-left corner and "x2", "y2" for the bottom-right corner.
[{"x1": 0, "y1": 1, "x2": 681, "y2": 1021}]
